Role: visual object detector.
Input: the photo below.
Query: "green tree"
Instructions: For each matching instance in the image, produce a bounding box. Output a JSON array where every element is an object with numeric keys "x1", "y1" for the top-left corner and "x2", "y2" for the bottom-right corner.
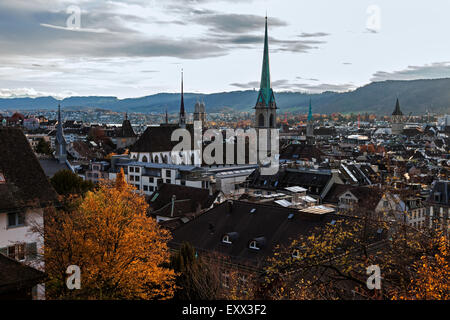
[
  {"x1": 35, "y1": 138, "x2": 52, "y2": 155},
  {"x1": 171, "y1": 243, "x2": 222, "y2": 300},
  {"x1": 50, "y1": 169, "x2": 94, "y2": 196}
]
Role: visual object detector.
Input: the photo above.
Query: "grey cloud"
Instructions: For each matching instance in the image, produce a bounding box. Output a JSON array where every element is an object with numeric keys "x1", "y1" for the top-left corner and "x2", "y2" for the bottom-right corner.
[
  {"x1": 297, "y1": 76, "x2": 319, "y2": 82},
  {"x1": 0, "y1": 1, "x2": 325, "y2": 59},
  {"x1": 230, "y1": 79, "x2": 355, "y2": 93},
  {"x1": 299, "y1": 32, "x2": 329, "y2": 38},
  {"x1": 371, "y1": 62, "x2": 450, "y2": 82},
  {"x1": 194, "y1": 14, "x2": 287, "y2": 34},
  {"x1": 0, "y1": 4, "x2": 228, "y2": 60},
  {"x1": 230, "y1": 81, "x2": 260, "y2": 89},
  {"x1": 293, "y1": 83, "x2": 355, "y2": 92}
]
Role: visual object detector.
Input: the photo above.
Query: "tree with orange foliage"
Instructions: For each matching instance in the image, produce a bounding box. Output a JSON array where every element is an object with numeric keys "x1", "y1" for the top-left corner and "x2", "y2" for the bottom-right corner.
[
  {"x1": 41, "y1": 169, "x2": 176, "y2": 300},
  {"x1": 394, "y1": 234, "x2": 449, "y2": 300}
]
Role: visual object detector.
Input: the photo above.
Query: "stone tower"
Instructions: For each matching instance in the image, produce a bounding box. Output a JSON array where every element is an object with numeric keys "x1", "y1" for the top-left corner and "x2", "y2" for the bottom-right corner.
[
  {"x1": 179, "y1": 70, "x2": 186, "y2": 128},
  {"x1": 194, "y1": 100, "x2": 207, "y2": 124},
  {"x1": 391, "y1": 98, "x2": 404, "y2": 135},
  {"x1": 254, "y1": 17, "x2": 277, "y2": 151}
]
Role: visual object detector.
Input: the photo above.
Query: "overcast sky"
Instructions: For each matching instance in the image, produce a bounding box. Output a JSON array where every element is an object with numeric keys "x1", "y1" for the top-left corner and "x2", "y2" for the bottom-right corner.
[{"x1": 1, "y1": 0, "x2": 450, "y2": 99}]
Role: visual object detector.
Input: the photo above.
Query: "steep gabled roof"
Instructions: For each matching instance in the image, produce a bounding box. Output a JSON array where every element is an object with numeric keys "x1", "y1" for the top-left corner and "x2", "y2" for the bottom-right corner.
[
  {"x1": 280, "y1": 143, "x2": 324, "y2": 161},
  {"x1": 171, "y1": 200, "x2": 342, "y2": 268},
  {"x1": 0, "y1": 128, "x2": 59, "y2": 212},
  {"x1": 149, "y1": 183, "x2": 218, "y2": 213},
  {"x1": 117, "y1": 119, "x2": 136, "y2": 138},
  {"x1": 0, "y1": 254, "x2": 45, "y2": 294},
  {"x1": 392, "y1": 98, "x2": 403, "y2": 116},
  {"x1": 130, "y1": 124, "x2": 195, "y2": 153}
]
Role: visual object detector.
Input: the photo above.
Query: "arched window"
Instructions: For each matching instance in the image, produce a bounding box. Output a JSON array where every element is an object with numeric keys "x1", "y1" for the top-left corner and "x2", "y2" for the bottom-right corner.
[
  {"x1": 154, "y1": 155, "x2": 159, "y2": 163},
  {"x1": 269, "y1": 114, "x2": 274, "y2": 128},
  {"x1": 258, "y1": 114, "x2": 265, "y2": 127},
  {"x1": 142, "y1": 156, "x2": 148, "y2": 163}
]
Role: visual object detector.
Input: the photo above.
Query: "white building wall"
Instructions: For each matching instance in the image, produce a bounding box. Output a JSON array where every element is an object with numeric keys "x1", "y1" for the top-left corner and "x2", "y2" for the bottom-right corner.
[{"x1": 0, "y1": 208, "x2": 45, "y2": 300}]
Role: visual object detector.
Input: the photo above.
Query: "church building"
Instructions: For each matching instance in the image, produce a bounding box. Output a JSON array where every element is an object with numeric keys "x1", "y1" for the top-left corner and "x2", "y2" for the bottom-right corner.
[
  {"x1": 254, "y1": 17, "x2": 278, "y2": 152},
  {"x1": 391, "y1": 98, "x2": 404, "y2": 135}
]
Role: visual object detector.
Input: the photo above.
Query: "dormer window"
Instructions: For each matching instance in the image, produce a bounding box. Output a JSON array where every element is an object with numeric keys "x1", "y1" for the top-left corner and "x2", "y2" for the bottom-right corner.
[
  {"x1": 249, "y1": 237, "x2": 266, "y2": 250},
  {"x1": 222, "y1": 232, "x2": 238, "y2": 244},
  {"x1": 249, "y1": 241, "x2": 259, "y2": 250},
  {"x1": 222, "y1": 235, "x2": 232, "y2": 244}
]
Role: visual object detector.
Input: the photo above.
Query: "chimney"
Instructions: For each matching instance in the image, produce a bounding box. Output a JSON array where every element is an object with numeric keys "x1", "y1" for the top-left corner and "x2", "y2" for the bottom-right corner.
[
  {"x1": 209, "y1": 182, "x2": 214, "y2": 196},
  {"x1": 227, "y1": 200, "x2": 234, "y2": 214}
]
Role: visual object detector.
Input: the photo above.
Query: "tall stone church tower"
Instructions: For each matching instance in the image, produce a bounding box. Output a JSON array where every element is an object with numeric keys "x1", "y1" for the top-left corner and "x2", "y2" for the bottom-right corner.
[
  {"x1": 55, "y1": 104, "x2": 67, "y2": 164},
  {"x1": 306, "y1": 98, "x2": 315, "y2": 144},
  {"x1": 179, "y1": 70, "x2": 186, "y2": 128},
  {"x1": 254, "y1": 17, "x2": 277, "y2": 151},
  {"x1": 194, "y1": 100, "x2": 207, "y2": 124},
  {"x1": 391, "y1": 98, "x2": 404, "y2": 135}
]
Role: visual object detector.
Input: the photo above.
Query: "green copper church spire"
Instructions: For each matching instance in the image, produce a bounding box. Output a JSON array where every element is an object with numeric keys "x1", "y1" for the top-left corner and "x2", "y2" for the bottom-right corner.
[
  {"x1": 307, "y1": 98, "x2": 313, "y2": 122},
  {"x1": 257, "y1": 16, "x2": 275, "y2": 107}
]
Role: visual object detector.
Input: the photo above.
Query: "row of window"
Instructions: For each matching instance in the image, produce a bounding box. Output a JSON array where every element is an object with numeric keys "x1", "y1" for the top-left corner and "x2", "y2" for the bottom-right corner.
[
  {"x1": 0, "y1": 242, "x2": 37, "y2": 261},
  {"x1": 340, "y1": 198, "x2": 357, "y2": 205},
  {"x1": 129, "y1": 167, "x2": 140, "y2": 173},
  {"x1": 410, "y1": 221, "x2": 426, "y2": 228},
  {"x1": 129, "y1": 175, "x2": 140, "y2": 182},
  {"x1": 140, "y1": 154, "x2": 197, "y2": 165},
  {"x1": 408, "y1": 208, "x2": 426, "y2": 220}
]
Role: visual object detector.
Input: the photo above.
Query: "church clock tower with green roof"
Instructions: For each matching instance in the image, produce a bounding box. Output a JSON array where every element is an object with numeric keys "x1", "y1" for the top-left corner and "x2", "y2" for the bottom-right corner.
[{"x1": 254, "y1": 17, "x2": 277, "y2": 151}]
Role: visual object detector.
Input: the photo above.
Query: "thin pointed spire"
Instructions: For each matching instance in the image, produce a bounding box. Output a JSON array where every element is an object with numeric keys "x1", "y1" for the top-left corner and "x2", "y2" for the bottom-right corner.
[
  {"x1": 393, "y1": 97, "x2": 403, "y2": 116},
  {"x1": 165, "y1": 106, "x2": 168, "y2": 124},
  {"x1": 57, "y1": 104, "x2": 64, "y2": 138},
  {"x1": 55, "y1": 104, "x2": 67, "y2": 163},
  {"x1": 307, "y1": 98, "x2": 313, "y2": 122},
  {"x1": 179, "y1": 69, "x2": 186, "y2": 126},
  {"x1": 256, "y1": 16, "x2": 275, "y2": 107}
]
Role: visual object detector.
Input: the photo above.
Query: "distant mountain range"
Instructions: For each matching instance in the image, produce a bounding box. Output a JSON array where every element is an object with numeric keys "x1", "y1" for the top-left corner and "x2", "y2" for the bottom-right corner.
[{"x1": 1, "y1": 78, "x2": 450, "y2": 115}]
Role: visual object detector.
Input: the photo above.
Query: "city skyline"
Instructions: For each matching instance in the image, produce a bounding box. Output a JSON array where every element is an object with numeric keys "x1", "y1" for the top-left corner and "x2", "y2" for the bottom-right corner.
[{"x1": 1, "y1": 0, "x2": 450, "y2": 99}]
